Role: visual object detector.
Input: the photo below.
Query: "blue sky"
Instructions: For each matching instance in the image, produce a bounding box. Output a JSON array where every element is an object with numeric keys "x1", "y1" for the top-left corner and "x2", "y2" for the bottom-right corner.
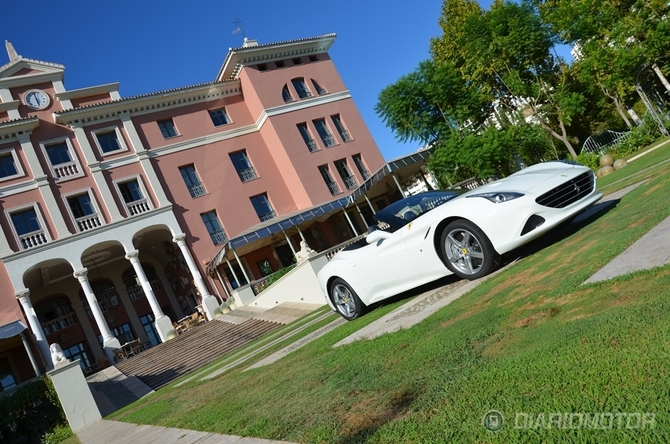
[{"x1": 2, "y1": 0, "x2": 503, "y2": 161}]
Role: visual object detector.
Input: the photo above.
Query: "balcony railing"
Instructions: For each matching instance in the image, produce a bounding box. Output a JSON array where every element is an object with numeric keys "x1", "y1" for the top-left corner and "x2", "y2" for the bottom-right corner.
[
  {"x1": 19, "y1": 230, "x2": 48, "y2": 249},
  {"x1": 41, "y1": 312, "x2": 78, "y2": 335},
  {"x1": 321, "y1": 134, "x2": 337, "y2": 147},
  {"x1": 237, "y1": 167, "x2": 258, "y2": 182},
  {"x1": 343, "y1": 176, "x2": 358, "y2": 190},
  {"x1": 127, "y1": 279, "x2": 162, "y2": 301},
  {"x1": 75, "y1": 213, "x2": 102, "y2": 232},
  {"x1": 339, "y1": 130, "x2": 352, "y2": 142},
  {"x1": 360, "y1": 169, "x2": 371, "y2": 180},
  {"x1": 210, "y1": 230, "x2": 228, "y2": 245},
  {"x1": 297, "y1": 89, "x2": 312, "y2": 99},
  {"x1": 259, "y1": 210, "x2": 277, "y2": 222},
  {"x1": 327, "y1": 182, "x2": 341, "y2": 195},
  {"x1": 188, "y1": 183, "x2": 206, "y2": 198},
  {"x1": 126, "y1": 198, "x2": 152, "y2": 216},
  {"x1": 52, "y1": 161, "x2": 82, "y2": 180},
  {"x1": 305, "y1": 139, "x2": 319, "y2": 153}
]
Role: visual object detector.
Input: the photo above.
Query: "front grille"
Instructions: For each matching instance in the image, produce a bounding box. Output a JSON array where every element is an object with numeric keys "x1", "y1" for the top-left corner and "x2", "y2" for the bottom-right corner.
[{"x1": 535, "y1": 171, "x2": 595, "y2": 208}]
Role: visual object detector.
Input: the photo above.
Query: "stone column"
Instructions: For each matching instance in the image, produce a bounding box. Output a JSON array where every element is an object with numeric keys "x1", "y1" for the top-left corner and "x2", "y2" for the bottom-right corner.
[
  {"x1": 16, "y1": 290, "x2": 52, "y2": 370},
  {"x1": 74, "y1": 269, "x2": 120, "y2": 363},
  {"x1": 173, "y1": 234, "x2": 219, "y2": 320},
  {"x1": 125, "y1": 251, "x2": 175, "y2": 341}
]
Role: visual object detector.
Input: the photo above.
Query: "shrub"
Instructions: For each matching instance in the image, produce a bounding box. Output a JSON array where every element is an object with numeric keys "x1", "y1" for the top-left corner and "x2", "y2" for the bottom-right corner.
[
  {"x1": 576, "y1": 151, "x2": 600, "y2": 171},
  {"x1": 41, "y1": 423, "x2": 74, "y2": 444},
  {"x1": 608, "y1": 114, "x2": 664, "y2": 159},
  {"x1": 0, "y1": 377, "x2": 68, "y2": 444}
]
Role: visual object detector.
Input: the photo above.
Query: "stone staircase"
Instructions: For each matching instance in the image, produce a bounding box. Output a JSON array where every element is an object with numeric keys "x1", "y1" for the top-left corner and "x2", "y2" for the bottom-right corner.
[{"x1": 114, "y1": 318, "x2": 280, "y2": 390}]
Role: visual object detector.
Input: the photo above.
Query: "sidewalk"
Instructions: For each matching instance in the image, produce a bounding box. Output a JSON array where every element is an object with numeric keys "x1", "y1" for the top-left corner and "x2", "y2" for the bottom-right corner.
[{"x1": 77, "y1": 420, "x2": 298, "y2": 444}]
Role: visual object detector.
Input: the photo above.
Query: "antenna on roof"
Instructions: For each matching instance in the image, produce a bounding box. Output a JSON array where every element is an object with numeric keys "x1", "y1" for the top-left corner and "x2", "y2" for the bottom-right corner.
[
  {"x1": 5, "y1": 41, "x2": 20, "y2": 62},
  {"x1": 232, "y1": 19, "x2": 246, "y2": 39}
]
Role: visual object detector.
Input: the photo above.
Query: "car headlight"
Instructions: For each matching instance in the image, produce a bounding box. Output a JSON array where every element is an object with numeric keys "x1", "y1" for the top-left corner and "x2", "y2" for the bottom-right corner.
[{"x1": 467, "y1": 192, "x2": 524, "y2": 203}]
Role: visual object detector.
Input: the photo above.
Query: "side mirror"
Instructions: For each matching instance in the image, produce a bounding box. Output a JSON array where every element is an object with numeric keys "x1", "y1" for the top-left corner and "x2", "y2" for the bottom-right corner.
[{"x1": 366, "y1": 230, "x2": 392, "y2": 244}]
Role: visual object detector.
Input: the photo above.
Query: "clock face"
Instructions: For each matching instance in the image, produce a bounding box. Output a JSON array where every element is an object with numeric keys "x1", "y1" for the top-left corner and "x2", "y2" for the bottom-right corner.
[{"x1": 23, "y1": 89, "x2": 50, "y2": 110}]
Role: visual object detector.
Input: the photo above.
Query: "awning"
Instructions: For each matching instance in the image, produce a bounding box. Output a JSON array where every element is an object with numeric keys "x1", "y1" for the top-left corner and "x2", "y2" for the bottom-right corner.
[
  {"x1": 205, "y1": 148, "x2": 434, "y2": 274},
  {"x1": 0, "y1": 320, "x2": 27, "y2": 339}
]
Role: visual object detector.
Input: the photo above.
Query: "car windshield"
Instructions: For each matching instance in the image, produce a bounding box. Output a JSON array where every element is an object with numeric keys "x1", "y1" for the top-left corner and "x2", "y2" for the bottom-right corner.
[{"x1": 373, "y1": 190, "x2": 460, "y2": 230}]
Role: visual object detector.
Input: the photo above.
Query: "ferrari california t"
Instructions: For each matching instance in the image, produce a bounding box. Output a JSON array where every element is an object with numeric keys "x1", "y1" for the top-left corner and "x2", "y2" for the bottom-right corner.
[{"x1": 317, "y1": 161, "x2": 602, "y2": 320}]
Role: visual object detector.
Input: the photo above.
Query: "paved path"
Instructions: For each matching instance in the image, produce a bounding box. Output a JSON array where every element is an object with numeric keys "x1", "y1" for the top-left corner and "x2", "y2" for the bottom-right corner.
[{"x1": 77, "y1": 420, "x2": 298, "y2": 444}]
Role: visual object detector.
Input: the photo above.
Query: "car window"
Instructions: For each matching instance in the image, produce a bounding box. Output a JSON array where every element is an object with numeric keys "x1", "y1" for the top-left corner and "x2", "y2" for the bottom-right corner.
[{"x1": 373, "y1": 191, "x2": 459, "y2": 230}]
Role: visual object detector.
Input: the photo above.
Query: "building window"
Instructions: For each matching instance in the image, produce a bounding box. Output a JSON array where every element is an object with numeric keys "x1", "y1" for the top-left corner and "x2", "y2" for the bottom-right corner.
[
  {"x1": 313, "y1": 80, "x2": 327, "y2": 95},
  {"x1": 157, "y1": 118, "x2": 178, "y2": 139},
  {"x1": 9, "y1": 205, "x2": 48, "y2": 249},
  {"x1": 98, "y1": 323, "x2": 134, "y2": 345},
  {"x1": 0, "y1": 150, "x2": 21, "y2": 180},
  {"x1": 353, "y1": 154, "x2": 371, "y2": 180},
  {"x1": 331, "y1": 114, "x2": 352, "y2": 142},
  {"x1": 319, "y1": 165, "x2": 341, "y2": 196},
  {"x1": 208, "y1": 108, "x2": 231, "y2": 126},
  {"x1": 42, "y1": 139, "x2": 82, "y2": 181},
  {"x1": 291, "y1": 78, "x2": 312, "y2": 99},
  {"x1": 250, "y1": 193, "x2": 276, "y2": 222},
  {"x1": 257, "y1": 259, "x2": 273, "y2": 277},
  {"x1": 282, "y1": 85, "x2": 294, "y2": 103},
  {"x1": 201, "y1": 211, "x2": 228, "y2": 245},
  {"x1": 122, "y1": 264, "x2": 161, "y2": 301},
  {"x1": 61, "y1": 343, "x2": 93, "y2": 372},
  {"x1": 0, "y1": 357, "x2": 17, "y2": 391},
  {"x1": 313, "y1": 119, "x2": 336, "y2": 147},
  {"x1": 275, "y1": 60, "x2": 285, "y2": 68},
  {"x1": 140, "y1": 313, "x2": 161, "y2": 347},
  {"x1": 335, "y1": 159, "x2": 358, "y2": 190},
  {"x1": 88, "y1": 280, "x2": 121, "y2": 313},
  {"x1": 229, "y1": 150, "x2": 257, "y2": 182},
  {"x1": 94, "y1": 128, "x2": 126, "y2": 154},
  {"x1": 179, "y1": 165, "x2": 206, "y2": 197},
  {"x1": 297, "y1": 123, "x2": 318, "y2": 153},
  {"x1": 66, "y1": 191, "x2": 102, "y2": 232},
  {"x1": 36, "y1": 297, "x2": 78, "y2": 336},
  {"x1": 117, "y1": 178, "x2": 152, "y2": 215}
]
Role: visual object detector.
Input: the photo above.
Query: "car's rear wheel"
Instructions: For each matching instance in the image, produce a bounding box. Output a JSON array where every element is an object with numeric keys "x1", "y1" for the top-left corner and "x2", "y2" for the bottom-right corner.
[
  {"x1": 441, "y1": 220, "x2": 499, "y2": 280},
  {"x1": 329, "y1": 278, "x2": 365, "y2": 321}
]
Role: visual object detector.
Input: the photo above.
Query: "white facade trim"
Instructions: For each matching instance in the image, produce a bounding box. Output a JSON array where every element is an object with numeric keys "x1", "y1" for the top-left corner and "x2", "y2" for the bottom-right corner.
[{"x1": 0, "y1": 147, "x2": 25, "y2": 182}]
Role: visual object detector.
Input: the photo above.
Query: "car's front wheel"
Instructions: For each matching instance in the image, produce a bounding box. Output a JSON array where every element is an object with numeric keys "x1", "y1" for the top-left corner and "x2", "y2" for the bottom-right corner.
[
  {"x1": 441, "y1": 220, "x2": 499, "y2": 280},
  {"x1": 329, "y1": 278, "x2": 365, "y2": 321}
]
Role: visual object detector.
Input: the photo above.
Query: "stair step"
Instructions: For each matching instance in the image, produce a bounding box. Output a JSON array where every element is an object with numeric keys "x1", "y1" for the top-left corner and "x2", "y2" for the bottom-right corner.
[{"x1": 114, "y1": 319, "x2": 280, "y2": 389}]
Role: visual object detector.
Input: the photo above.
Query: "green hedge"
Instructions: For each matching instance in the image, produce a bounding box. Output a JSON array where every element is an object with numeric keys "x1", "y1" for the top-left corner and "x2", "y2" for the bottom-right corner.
[{"x1": 0, "y1": 377, "x2": 68, "y2": 444}]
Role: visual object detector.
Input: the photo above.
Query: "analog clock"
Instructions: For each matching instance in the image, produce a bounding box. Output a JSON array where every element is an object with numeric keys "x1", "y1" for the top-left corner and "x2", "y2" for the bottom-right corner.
[{"x1": 23, "y1": 89, "x2": 50, "y2": 110}]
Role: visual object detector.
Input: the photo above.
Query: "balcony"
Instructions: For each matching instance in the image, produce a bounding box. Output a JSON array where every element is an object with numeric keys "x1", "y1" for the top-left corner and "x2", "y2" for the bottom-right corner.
[
  {"x1": 126, "y1": 198, "x2": 152, "y2": 216},
  {"x1": 75, "y1": 213, "x2": 102, "y2": 232},
  {"x1": 187, "y1": 183, "x2": 207, "y2": 198},
  {"x1": 321, "y1": 134, "x2": 337, "y2": 148},
  {"x1": 237, "y1": 167, "x2": 258, "y2": 182},
  {"x1": 127, "y1": 279, "x2": 163, "y2": 301},
  {"x1": 41, "y1": 312, "x2": 78, "y2": 335},
  {"x1": 360, "y1": 169, "x2": 371, "y2": 180},
  {"x1": 343, "y1": 176, "x2": 358, "y2": 190},
  {"x1": 259, "y1": 210, "x2": 277, "y2": 222},
  {"x1": 327, "y1": 182, "x2": 341, "y2": 195},
  {"x1": 19, "y1": 230, "x2": 48, "y2": 249},
  {"x1": 339, "y1": 130, "x2": 352, "y2": 142},
  {"x1": 210, "y1": 230, "x2": 228, "y2": 245},
  {"x1": 51, "y1": 161, "x2": 82, "y2": 181},
  {"x1": 305, "y1": 139, "x2": 319, "y2": 153}
]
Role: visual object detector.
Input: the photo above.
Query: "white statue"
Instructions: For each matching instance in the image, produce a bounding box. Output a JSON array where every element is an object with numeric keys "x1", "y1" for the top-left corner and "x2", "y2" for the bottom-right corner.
[
  {"x1": 50, "y1": 343, "x2": 70, "y2": 367},
  {"x1": 295, "y1": 240, "x2": 317, "y2": 263}
]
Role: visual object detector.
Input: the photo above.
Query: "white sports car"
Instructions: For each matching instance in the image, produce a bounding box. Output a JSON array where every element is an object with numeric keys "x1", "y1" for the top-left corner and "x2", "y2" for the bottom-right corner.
[{"x1": 317, "y1": 161, "x2": 602, "y2": 320}]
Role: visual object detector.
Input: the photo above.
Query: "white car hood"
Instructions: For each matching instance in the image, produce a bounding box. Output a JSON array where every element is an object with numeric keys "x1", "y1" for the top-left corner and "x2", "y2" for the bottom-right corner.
[{"x1": 463, "y1": 162, "x2": 575, "y2": 195}]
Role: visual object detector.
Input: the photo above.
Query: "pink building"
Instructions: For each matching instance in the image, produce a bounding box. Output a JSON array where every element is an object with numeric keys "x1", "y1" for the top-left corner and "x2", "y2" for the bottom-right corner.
[{"x1": 0, "y1": 34, "x2": 429, "y2": 389}]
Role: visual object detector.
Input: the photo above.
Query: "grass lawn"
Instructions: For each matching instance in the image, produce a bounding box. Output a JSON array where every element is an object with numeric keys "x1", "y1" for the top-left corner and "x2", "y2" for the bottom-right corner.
[{"x1": 109, "y1": 142, "x2": 670, "y2": 443}]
